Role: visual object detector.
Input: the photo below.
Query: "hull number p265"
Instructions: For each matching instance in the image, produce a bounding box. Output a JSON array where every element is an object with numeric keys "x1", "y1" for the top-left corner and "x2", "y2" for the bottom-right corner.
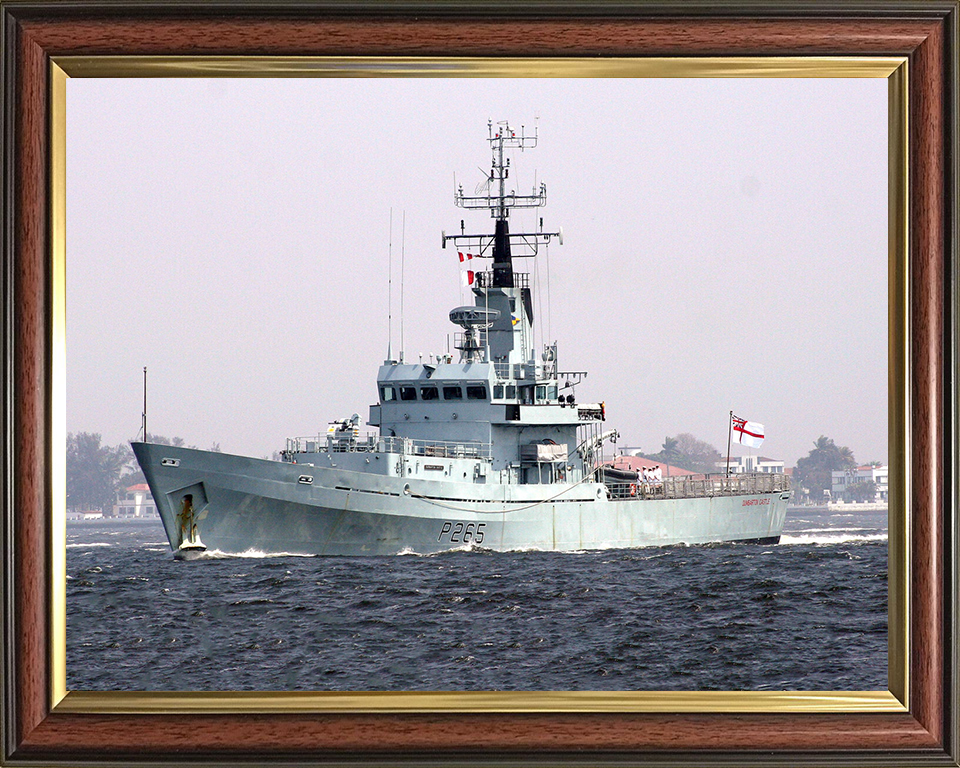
[{"x1": 439, "y1": 521, "x2": 485, "y2": 544}]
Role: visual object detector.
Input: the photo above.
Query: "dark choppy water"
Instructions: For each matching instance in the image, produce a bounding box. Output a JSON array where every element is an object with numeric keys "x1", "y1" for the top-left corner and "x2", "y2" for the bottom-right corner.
[{"x1": 67, "y1": 508, "x2": 887, "y2": 691}]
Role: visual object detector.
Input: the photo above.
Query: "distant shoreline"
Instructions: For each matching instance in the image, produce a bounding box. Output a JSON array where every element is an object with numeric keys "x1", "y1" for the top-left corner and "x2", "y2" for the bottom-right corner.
[
  {"x1": 788, "y1": 503, "x2": 888, "y2": 514},
  {"x1": 67, "y1": 516, "x2": 163, "y2": 527}
]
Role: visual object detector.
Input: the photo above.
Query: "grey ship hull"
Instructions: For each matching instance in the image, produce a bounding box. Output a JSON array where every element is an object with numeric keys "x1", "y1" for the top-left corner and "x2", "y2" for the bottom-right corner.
[{"x1": 134, "y1": 443, "x2": 788, "y2": 557}]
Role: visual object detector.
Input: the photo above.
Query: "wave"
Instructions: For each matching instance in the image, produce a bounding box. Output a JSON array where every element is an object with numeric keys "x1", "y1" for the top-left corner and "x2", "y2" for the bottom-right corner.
[
  {"x1": 398, "y1": 544, "x2": 595, "y2": 557},
  {"x1": 193, "y1": 548, "x2": 317, "y2": 559},
  {"x1": 789, "y1": 527, "x2": 886, "y2": 534},
  {"x1": 66, "y1": 542, "x2": 111, "y2": 548},
  {"x1": 398, "y1": 543, "x2": 496, "y2": 557},
  {"x1": 779, "y1": 533, "x2": 887, "y2": 545}
]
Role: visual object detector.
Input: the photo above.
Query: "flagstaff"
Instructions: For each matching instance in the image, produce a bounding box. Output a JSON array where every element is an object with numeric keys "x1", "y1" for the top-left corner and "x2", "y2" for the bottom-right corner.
[{"x1": 726, "y1": 410, "x2": 733, "y2": 477}]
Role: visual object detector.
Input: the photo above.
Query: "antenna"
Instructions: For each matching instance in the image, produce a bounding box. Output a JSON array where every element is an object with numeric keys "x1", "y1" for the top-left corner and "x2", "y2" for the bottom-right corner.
[
  {"x1": 449, "y1": 306, "x2": 499, "y2": 364},
  {"x1": 545, "y1": 240, "x2": 552, "y2": 343},
  {"x1": 400, "y1": 211, "x2": 405, "y2": 364},
  {"x1": 387, "y1": 208, "x2": 393, "y2": 362}
]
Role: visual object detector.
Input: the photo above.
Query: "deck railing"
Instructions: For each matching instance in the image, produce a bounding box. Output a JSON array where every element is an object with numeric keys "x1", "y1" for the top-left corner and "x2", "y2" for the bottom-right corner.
[
  {"x1": 284, "y1": 433, "x2": 378, "y2": 455},
  {"x1": 602, "y1": 472, "x2": 790, "y2": 501},
  {"x1": 379, "y1": 436, "x2": 492, "y2": 459},
  {"x1": 284, "y1": 434, "x2": 492, "y2": 460},
  {"x1": 475, "y1": 271, "x2": 529, "y2": 289}
]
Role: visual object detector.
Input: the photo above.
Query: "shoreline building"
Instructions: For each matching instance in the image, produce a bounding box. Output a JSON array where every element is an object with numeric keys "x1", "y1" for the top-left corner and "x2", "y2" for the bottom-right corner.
[
  {"x1": 831, "y1": 465, "x2": 889, "y2": 502},
  {"x1": 112, "y1": 483, "x2": 158, "y2": 518},
  {"x1": 716, "y1": 456, "x2": 786, "y2": 475}
]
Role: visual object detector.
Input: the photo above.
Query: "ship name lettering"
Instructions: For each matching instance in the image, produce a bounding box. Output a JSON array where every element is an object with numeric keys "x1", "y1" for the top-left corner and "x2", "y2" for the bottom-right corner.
[{"x1": 741, "y1": 498, "x2": 770, "y2": 507}]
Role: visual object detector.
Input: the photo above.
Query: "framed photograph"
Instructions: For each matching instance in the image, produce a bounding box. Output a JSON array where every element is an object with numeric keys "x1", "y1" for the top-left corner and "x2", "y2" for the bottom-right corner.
[
  {"x1": 60, "y1": 69, "x2": 892, "y2": 701},
  {"x1": 2, "y1": 3, "x2": 956, "y2": 766}
]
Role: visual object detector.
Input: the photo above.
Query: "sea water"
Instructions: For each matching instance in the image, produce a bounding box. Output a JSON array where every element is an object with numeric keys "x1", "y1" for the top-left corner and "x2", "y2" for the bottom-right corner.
[{"x1": 66, "y1": 508, "x2": 887, "y2": 691}]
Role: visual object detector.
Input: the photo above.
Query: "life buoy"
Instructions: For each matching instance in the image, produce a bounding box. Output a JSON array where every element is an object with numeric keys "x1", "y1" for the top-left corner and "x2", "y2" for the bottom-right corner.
[{"x1": 630, "y1": 483, "x2": 637, "y2": 496}]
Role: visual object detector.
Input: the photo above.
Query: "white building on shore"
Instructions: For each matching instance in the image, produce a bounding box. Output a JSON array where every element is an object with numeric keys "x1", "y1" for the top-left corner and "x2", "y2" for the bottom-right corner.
[
  {"x1": 112, "y1": 483, "x2": 158, "y2": 518},
  {"x1": 716, "y1": 455, "x2": 786, "y2": 475},
  {"x1": 831, "y1": 465, "x2": 888, "y2": 502}
]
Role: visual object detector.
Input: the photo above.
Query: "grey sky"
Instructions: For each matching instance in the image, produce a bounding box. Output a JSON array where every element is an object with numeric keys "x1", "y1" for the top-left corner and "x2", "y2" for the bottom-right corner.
[{"x1": 66, "y1": 77, "x2": 888, "y2": 468}]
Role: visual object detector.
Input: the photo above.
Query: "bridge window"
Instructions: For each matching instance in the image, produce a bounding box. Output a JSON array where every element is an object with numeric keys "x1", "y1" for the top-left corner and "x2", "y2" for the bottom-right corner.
[
  {"x1": 400, "y1": 386, "x2": 418, "y2": 401},
  {"x1": 443, "y1": 386, "x2": 462, "y2": 400},
  {"x1": 493, "y1": 385, "x2": 504, "y2": 399},
  {"x1": 533, "y1": 384, "x2": 559, "y2": 402},
  {"x1": 467, "y1": 384, "x2": 487, "y2": 400},
  {"x1": 420, "y1": 386, "x2": 439, "y2": 401},
  {"x1": 380, "y1": 386, "x2": 396, "y2": 402},
  {"x1": 505, "y1": 384, "x2": 516, "y2": 399}
]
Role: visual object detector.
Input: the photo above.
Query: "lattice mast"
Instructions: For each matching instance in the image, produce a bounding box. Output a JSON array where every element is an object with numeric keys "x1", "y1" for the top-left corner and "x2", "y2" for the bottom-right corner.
[{"x1": 443, "y1": 120, "x2": 562, "y2": 285}]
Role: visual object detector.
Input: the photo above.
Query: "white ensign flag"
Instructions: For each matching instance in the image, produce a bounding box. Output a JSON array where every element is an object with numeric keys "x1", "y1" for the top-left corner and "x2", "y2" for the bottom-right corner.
[{"x1": 732, "y1": 415, "x2": 765, "y2": 449}]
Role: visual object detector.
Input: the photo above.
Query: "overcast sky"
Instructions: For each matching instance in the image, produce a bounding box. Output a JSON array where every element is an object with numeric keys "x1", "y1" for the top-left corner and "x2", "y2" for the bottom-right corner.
[{"x1": 66, "y1": 77, "x2": 887, "y2": 468}]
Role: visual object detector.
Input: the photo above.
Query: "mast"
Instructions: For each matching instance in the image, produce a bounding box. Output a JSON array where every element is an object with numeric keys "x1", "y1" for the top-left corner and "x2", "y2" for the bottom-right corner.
[
  {"x1": 443, "y1": 121, "x2": 563, "y2": 365},
  {"x1": 444, "y1": 121, "x2": 560, "y2": 275}
]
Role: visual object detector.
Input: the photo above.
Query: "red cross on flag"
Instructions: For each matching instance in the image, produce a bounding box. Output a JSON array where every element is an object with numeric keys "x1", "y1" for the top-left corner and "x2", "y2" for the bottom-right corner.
[{"x1": 732, "y1": 415, "x2": 765, "y2": 448}]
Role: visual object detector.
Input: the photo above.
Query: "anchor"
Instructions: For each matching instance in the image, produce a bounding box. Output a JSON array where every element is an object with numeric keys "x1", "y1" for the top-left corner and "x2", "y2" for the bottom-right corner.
[{"x1": 173, "y1": 493, "x2": 207, "y2": 561}]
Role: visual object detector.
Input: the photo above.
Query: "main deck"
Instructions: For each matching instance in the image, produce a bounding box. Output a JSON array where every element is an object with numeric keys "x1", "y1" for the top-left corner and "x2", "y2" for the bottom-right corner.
[{"x1": 281, "y1": 431, "x2": 790, "y2": 504}]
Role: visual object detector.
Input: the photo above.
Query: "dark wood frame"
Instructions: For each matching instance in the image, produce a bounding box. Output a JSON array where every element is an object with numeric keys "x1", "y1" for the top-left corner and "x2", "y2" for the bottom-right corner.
[{"x1": 2, "y1": 3, "x2": 957, "y2": 765}]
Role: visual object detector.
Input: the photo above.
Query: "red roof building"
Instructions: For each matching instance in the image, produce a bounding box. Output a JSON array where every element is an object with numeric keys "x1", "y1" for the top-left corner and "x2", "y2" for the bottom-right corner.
[{"x1": 608, "y1": 455, "x2": 700, "y2": 478}]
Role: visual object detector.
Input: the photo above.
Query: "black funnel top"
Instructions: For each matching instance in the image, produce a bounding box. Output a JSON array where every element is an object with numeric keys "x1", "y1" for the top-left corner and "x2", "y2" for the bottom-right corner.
[{"x1": 492, "y1": 218, "x2": 514, "y2": 288}]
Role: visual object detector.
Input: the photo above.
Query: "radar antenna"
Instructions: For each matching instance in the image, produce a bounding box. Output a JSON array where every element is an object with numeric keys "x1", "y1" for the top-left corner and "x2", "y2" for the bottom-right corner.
[{"x1": 449, "y1": 306, "x2": 500, "y2": 363}]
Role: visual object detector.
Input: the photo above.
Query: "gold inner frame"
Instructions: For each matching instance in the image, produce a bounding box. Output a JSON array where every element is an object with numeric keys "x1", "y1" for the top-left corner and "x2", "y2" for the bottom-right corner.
[{"x1": 49, "y1": 56, "x2": 909, "y2": 714}]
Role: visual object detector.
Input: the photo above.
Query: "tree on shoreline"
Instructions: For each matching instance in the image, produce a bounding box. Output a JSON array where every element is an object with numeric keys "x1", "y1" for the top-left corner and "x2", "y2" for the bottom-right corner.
[
  {"x1": 641, "y1": 433, "x2": 721, "y2": 475},
  {"x1": 793, "y1": 435, "x2": 857, "y2": 502},
  {"x1": 846, "y1": 480, "x2": 877, "y2": 503},
  {"x1": 66, "y1": 432, "x2": 131, "y2": 513}
]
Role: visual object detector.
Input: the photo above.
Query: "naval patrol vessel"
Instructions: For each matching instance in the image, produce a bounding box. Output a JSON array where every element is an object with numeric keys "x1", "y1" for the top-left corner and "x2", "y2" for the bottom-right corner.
[{"x1": 133, "y1": 121, "x2": 790, "y2": 558}]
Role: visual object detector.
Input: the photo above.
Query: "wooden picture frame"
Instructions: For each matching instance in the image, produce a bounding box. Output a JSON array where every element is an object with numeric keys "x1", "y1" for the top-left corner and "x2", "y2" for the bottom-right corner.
[{"x1": 2, "y1": 3, "x2": 957, "y2": 765}]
